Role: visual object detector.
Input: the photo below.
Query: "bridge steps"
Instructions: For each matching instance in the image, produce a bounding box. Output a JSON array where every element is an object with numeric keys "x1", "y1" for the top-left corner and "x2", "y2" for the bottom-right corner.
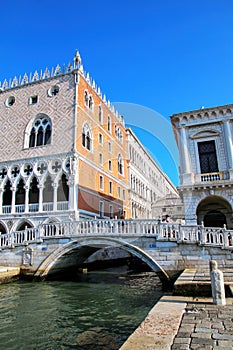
[{"x1": 173, "y1": 268, "x2": 233, "y2": 296}]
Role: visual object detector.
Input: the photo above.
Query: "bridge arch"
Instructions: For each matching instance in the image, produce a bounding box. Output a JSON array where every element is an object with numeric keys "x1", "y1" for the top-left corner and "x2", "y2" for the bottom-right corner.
[{"x1": 34, "y1": 237, "x2": 170, "y2": 283}]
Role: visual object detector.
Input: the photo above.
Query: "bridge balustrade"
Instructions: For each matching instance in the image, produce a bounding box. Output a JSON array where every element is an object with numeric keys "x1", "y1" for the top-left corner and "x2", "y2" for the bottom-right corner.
[{"x1": 0, "y1": 219, "x2": 232, "y2": 250}]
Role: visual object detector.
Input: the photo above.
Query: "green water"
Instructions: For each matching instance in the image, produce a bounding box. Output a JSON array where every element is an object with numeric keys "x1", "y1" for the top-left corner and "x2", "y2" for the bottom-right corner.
[{"x1": 0, "y1": 267, "x2": 163, "y2": 350}]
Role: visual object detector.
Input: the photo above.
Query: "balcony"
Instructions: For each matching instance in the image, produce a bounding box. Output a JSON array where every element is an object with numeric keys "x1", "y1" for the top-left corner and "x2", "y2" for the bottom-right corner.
[
  {"x1": 195, "y1": 171, "x2": 229, "y2": 183},
  {"x1": 1, "y1": 201, "x2": 69, "y2": 215}
]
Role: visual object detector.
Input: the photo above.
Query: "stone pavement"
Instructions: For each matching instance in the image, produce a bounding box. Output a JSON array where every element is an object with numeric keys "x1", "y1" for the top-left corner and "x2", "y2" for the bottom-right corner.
[
  {"x1": 120, "y1": 268, "x2": 233, "y2": 349},
  {"x1": 172, "y1": 298, "x2": 233, "y2": 350},
  {"x1": 120, "y1": 296, "x2": 233, "y2": 350}
]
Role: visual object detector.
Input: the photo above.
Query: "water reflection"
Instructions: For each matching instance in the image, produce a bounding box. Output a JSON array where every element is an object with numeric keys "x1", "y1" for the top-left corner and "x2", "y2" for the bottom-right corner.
[{"x1": 0, "y1": 266, "x2": 163, "y2": 349}]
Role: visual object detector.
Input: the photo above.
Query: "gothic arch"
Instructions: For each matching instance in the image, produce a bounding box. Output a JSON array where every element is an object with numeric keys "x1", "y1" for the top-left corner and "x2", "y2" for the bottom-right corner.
[
  {"x1": 0, "y1": 221, "x2": 8, "y2": 234},
  {"x1": 24, "y1": 113, "x2": 52, "y2": 148},
  {"x1": 82, "y1": 122, "x2": 93, "y2": 151},
  {"x1": 2, "y1": 179, "x2": 12, "y2": 206},
  {"x1": 43, "y1": 175, "x2": 53, "y2": 204},
  {"x1": 29, "y1": 176, "x2": 39, "y2": 205},
  {"x1": 15, "y1": 178, "x2": 25, "y2": 205},
  {"x1": 12, "y1": 219, "x2": 34, "y2": 232},
  {"x1": 43, "y1": 217, "x2": 62, "y2": 224},
  {"x1": 57, "y1": 173, "x2": 69, "y2": 202}
]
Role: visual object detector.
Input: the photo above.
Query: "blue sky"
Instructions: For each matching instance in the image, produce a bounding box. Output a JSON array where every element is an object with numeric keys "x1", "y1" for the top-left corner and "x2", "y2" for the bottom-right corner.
[{"x1": 1, "y1": 0, "x2": 233, "y2": 186}]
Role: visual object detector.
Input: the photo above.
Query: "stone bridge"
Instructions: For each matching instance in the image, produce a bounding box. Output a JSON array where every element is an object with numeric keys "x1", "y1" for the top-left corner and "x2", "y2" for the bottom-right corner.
[{"x1": 0, "y1": 219, "x2": 232, "y2": 282}]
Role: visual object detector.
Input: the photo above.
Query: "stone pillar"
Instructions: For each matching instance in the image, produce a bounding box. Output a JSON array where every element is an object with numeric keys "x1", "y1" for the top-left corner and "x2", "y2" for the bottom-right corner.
[
  {"x1": 39, "y1": 185, "x2": 43, "y2": 212},
  {"x1": 179, "y1": 125, "x2": 193, "y2": 185},
  {"x1": 53, "y1": 183, "x2": 57, "y2": 211},
  {"x1": 0, "y1": 190, "x2": 2, "y2": 214},
  {"x1": 210, "y1": 260, "x2": 226, "y2": 305},
  {"x1": 24, "y1": 186, "x2": 29, "y2": 213},
  {"x1": 223, "y1": 120, "x2": 233, "y2": 179},
  {"x1": 11, "y1": 187, "x2": 16, "y2": 214}
]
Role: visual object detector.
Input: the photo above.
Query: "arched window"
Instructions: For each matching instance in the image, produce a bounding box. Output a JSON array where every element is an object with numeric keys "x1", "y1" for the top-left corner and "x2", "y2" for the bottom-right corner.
[
  {"x1": 88, "y1": 95, "x2": 94, "y2": 111},
  {"x1": 118, "y1": 154, "x2": 124, "y2": 175},
  {"x1": 84, "y1": 91, "x2": 89, "y2": 106},
  {"x1": 57, "y1": 174, "x2": 69, "y2": 202},
  {"x1": 43, "y1": 176, "x2": 53, "y2": 203},
  {"x1": 29, "y1": 177, "x2": 39, "y2": 204},
  {"x1": 29, "y1": 116, "x2": 52, "y2": 148},
  {"x1": 15, "y1": 178, "x2": 25, "y2": 205},
  {"x1": 107, "y1": 115, "x2": 111, "y2": 133},
  {"x1": 82, "y1": 123, "x2": 92, "y2": 151},
  {"x1": 98, "y1": 105, "x2": 103, "y2": 124},
  {"x1": 3, "y1": 180, "x2": 12, "y2": 206}
]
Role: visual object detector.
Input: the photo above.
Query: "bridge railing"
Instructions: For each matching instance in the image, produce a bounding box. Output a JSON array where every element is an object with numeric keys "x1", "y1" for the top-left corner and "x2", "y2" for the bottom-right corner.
[{"x1": 0, "y1": 219, "x2": 232, "y2": 250}]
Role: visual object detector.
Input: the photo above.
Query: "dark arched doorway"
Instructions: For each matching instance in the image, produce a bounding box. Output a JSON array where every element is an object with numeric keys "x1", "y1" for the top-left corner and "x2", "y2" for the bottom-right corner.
[
  {"x1": 204, "y1": 210, "x2": 226, "y2": 228},
  {"x1": 196, "y1": 195, "x2": 232, "y2": 229}
]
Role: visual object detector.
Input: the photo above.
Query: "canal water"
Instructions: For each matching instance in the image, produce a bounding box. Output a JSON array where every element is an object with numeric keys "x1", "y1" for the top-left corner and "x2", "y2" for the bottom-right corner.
[{"x1": 0, "y1": 266, "x2": 163, "y2": 350}]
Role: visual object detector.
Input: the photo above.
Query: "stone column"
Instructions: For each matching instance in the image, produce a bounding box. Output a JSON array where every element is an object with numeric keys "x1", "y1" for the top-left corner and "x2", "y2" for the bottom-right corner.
[
  {"x1": 178, "y1": 125, "x2": 193, "y2": 185},
  {"x1": 210, "y1": 260, "x2": 226, "y2": 305},
  {"x1": 11, "y1": 187, "x2": 16, "y2": 214},
  {"x1": 53, "y1": 183, "x2": 57, "y2": 211},
  {"x1": 0, "y1": 190, "x2": 2, "y2": 214},
  {"x1": 223, "y1": 120, "x2": 233, "y2": 179},
  {"x1": 24, "y1": 186, "x2": 29, "y2": 213},
  {"x1": 39, "y1": 184, "x2": 43, "y2": 212}
]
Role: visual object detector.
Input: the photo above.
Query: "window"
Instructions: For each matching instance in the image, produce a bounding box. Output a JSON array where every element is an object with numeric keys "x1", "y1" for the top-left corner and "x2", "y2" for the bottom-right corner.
[
  {"x1": 109, "y1": 205, "x2": 113, "y2": 218},
  {"x1": 48, "y1": 85, "x2": 59, "y2": 97},
  {"x1": 108, "y1": 160, "x2": 112, "y2": 171},
  {"x1": 198, "y1": 140, "x2": 219, "y2": 173},
  {"x1": 98, "y1": 105, "x2": 103, "y2": 124},
  {"x1": 123, "y1": 189, "x2": 126, "y2": 200},
  {"x1": 6, "y1": 96, "x2": 15, "y2": 107},
  {"x1": 109, "y1": 181, "x2": 113, "y2": 194},
  {"x1": 29, "y1": 116, "x2": 52, "y2": 148},
  {"x1": 118, "y1": 154, "x2": 124, "y2": 175},
  {"x1": 99, "y1": 133, "x2": 103, "y2": 145},
  {"x1": 107, "y1": 115, "x2": 111, "y2": 133},
  {"x1": 99, "y1": 153, "x2": 103, "y2": 165},
  {"x1": 82, "y1": 123, "x2": 92, "y2": 151},
  {"x1": 117, "y1": 186, "x2": 121, "y2": 198},
  {"x1": 29, "y1": 96, "x2": 38, "y2": 105},
  {"x1": 99, "y1": 201, "x2": 104, "y2": 218},
  {"x1": 115, "y1": 125, "x2": 123, "y2": 142},
  {"x1": 84, "y1": 91, "x2": 89, "y2": 106},
  {"x1": 89, "y1": 95, "x2": 94, "y2": 111},
  {"x1": 108, "y1": 142, "x2": 112, "y2": 153},
  {"x1": 100, "y1": 175, "x2": 104, "y2": 190}
]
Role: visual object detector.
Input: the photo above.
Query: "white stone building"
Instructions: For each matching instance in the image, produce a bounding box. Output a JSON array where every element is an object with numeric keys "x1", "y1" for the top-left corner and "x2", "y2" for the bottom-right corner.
[
  {"x1": 171, "y1": 104, "x2": 233, "y2": 228},
  {"x1": 126, "y1": 128, "x2": 179, "y2": 219}
]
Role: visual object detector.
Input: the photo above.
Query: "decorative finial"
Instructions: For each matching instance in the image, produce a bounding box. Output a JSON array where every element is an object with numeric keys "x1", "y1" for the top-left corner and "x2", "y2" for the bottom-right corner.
[{"x1": 74, "y1": 50, "x2": 82, "y2": 68}]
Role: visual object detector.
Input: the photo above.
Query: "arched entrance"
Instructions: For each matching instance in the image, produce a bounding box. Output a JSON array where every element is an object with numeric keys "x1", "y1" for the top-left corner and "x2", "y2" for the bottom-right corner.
[
  {"x1": 196, "y1": 196, "x2": 232, "y2": 229},
  {"x1": 204, "y1": 210, "x2": 226, "y2": 228}
]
